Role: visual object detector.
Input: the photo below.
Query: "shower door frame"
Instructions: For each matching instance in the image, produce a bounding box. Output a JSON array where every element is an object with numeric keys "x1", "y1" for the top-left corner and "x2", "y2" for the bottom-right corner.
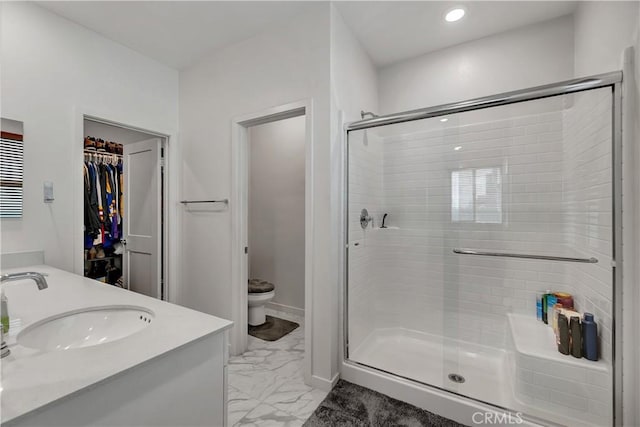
[{"x1": 342, "y1": 71, "x2": 624, "y2": 426}]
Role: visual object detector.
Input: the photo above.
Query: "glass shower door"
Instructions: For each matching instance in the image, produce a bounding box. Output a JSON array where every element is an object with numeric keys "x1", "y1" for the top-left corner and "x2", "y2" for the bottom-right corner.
[{"x1": 346, "y1": 86, "x2": 615, "y2": 426}]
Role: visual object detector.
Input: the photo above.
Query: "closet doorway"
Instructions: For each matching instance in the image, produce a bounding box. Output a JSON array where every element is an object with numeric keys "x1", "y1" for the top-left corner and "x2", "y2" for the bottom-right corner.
[{"x1": 82, "y1": 117, "x2": 167, "y2": 300}]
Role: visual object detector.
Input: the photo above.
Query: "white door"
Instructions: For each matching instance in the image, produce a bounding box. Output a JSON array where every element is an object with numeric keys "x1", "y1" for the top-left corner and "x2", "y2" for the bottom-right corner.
[{"x1": 123, "y1": 138, "x2": 162, "y2": 298}]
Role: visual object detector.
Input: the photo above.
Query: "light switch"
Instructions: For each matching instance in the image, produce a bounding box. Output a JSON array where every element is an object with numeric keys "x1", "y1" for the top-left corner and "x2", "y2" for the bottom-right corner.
[{"x1": 43, "y1": 181, "x2": 54, "y2": 203}]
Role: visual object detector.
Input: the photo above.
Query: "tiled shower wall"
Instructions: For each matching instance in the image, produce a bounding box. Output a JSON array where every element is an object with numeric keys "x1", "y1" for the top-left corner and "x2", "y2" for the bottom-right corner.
[
  {"x1": 563, "y1": 88, "x2": 613, "y2": 362},
  {"x1": 348, "y1": 89, "x2": 612, "y2": 353},
  {"x1": 373, "y1": 110, "x2": 574, "y2": 347},
  {"x1": 347, "y1": 130, "x2": 383, "y2": 351}
]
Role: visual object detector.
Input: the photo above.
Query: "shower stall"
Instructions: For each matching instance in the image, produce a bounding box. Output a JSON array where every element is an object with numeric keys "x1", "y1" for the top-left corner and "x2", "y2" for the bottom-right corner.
[{"x1": 343, "y1": 72, "x2": 622, "y2": 426}]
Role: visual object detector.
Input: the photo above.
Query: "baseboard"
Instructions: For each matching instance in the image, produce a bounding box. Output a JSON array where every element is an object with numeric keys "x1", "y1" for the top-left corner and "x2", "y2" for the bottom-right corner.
[
  {"x1": 308, "y1": 373, "x2": 340, "y2": 392},
  {"x1": 266, "y1": 301, "x2": 304, "y2": 318}
]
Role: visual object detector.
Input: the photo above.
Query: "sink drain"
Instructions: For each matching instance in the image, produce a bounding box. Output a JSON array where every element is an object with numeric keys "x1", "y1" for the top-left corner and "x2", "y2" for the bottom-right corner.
[{"x1": 448, "y1": 373, "x2": 465, "y2": 383}]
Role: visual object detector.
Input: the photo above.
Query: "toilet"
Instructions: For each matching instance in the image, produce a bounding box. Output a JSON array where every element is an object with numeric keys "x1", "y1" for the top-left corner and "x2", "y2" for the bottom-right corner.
[{"x1": 248, "y1": 279, "x2": 275, "y2": 326}]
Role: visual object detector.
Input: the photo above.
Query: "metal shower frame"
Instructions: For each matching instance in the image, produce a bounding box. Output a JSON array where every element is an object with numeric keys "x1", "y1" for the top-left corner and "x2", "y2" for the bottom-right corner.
[{"x1": 342, "y1": 71, "x2": 624, "y2": 426}]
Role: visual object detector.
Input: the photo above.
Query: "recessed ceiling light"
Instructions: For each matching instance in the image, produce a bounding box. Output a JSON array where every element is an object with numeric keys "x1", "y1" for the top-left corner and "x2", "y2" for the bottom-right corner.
[
  {"x1": 445, "y1": 8, "x2": 466, "y2": 22},
  {"x1": 454, "y1": 146, "x2": 462, "y2": 151},
  {"x1": 440, "y1": 118, "x2": 449, "y2": 122}
]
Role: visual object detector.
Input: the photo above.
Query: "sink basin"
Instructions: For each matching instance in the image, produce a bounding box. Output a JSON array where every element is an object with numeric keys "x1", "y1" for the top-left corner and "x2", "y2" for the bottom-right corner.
[{"x1": 17, "y1": 306, "x2": 154, "y2": 351}]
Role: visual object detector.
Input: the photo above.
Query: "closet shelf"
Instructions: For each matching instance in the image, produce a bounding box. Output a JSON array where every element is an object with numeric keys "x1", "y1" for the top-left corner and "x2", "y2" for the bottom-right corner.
[{"x1": 84, "y1": 255, "x2": 121, "y2": 263}]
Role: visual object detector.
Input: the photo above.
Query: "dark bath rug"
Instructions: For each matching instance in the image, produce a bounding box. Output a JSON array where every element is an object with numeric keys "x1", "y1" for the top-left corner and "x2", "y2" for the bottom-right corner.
[
  {"x1": 304, "y1": 380, "x2": 466, "y2": 427},
  {"x1": 248, "y1": 315, "x2": 299, "y2": 341}
]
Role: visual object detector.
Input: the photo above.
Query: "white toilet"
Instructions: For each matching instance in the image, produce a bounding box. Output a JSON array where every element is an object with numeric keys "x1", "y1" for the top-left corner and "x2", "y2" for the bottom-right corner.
[{"x1": 248, "y1": 279, "x2": 275, "y2": 326}]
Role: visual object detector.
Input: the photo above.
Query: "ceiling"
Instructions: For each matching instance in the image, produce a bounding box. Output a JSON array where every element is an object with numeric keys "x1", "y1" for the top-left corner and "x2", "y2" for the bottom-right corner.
[
  {"x1": 334, "y1": 1, "x2": 578, "y2": 67},
  {"x1": 37, "y1": 1, "x2": 317, "y2": 70},
  {"x1": 38, "y1": 1, "x2": 578, "y2": 71}
]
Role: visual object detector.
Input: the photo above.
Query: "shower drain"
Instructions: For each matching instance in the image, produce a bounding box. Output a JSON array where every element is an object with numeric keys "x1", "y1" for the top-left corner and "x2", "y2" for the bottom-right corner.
[{"x1": 448, "y1": 373, "x2": 466, "y2": 384}]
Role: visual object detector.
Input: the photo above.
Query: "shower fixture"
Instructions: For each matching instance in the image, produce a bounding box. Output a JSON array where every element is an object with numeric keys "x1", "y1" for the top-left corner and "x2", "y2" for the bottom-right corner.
[
  {"x1": 360, "y1": 110, "x2": 378, "y2": 119},
  {"x1": 360, "y1": 208, "x2": 372, "y2": 229},
  {"x1": 381, "y1": 213, "x2": 388, "y2": 228}
]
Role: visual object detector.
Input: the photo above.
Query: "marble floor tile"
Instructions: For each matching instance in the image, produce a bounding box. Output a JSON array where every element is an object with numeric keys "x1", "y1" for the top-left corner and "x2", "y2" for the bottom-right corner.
[
  {"x1": 228, "y1": 309, "x2": 327, "y2": 426},
  {"x1": 228, "y1": 387, "x2": 263, "y2": 427},
  {"x1": 229, "y1": 368, "x2": 292, "y2": 401},
  {"x1": 264, "y1": 382, "x2": 328, "y2": 420},
  {"x1": 236, "y1": 403, "x2": 305, "y2": 427}
]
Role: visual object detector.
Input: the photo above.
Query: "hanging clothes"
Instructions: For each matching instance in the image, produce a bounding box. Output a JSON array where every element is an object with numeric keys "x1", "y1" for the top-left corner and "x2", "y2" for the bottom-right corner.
[
  {"x1": 83, "y1": 140, "x2": 125, "y2": 288},
  {"x1": 83, "y1": 163, "x2": 101, "y2": 248},
  {"x1": 83, "y1": 155, "x2": 123, "y2": 248}
]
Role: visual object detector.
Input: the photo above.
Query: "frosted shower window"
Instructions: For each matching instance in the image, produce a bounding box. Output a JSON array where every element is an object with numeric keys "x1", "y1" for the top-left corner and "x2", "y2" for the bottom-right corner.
[{"x1": 451, "y1": 167, "x2": 502, "y2": 223}]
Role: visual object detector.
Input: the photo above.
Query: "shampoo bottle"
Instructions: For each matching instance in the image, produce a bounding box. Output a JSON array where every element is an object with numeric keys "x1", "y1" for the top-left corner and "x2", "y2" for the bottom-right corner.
[
  {"x1": 542, "y1": 290, "x2": 552, "y2": 324},
  {"x1": 582, "y1": 313, "x2": 598, "y2": 361},
  {"x1": 536, "y1": 293, "x2": 543, "y2": 321}
]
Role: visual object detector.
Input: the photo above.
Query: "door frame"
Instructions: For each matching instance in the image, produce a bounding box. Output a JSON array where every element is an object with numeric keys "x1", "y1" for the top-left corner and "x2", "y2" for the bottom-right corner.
[
  {"x1": 73, "y1": 109, "x2": 176, "y2": 303},
  {"x1": 230, "y1": 99, "x2": 314, "y2": 382}
]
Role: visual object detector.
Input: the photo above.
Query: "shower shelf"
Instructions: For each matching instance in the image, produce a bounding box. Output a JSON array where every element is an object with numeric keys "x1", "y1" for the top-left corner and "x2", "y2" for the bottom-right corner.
[
  {"x1": 453, "y1": 249, "x2": 598, "y2": 264},
  {"x1": 507, "y1": 314, "x2": 608, "y2": 370}
]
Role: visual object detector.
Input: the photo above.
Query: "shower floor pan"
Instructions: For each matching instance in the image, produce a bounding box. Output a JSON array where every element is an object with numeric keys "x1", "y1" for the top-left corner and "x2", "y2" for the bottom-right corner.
[
  {"x1": 350, "y1": 328, "x2": 510, "y2": 405},
  {"x1": 349, "y1": 327, "x2": 601, "y2": 427}
]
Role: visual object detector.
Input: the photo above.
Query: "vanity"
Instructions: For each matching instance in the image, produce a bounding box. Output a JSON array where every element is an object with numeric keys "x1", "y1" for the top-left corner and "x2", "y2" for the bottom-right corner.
[{"x1": 1, "y1": 264, "x2": 233, "y2": 427}]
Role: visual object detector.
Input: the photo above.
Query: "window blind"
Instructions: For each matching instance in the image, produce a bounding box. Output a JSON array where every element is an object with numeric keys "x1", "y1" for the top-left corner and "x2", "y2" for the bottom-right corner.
[{"x1": 0, "y1": 132, "x2": 24, "y2": 218}]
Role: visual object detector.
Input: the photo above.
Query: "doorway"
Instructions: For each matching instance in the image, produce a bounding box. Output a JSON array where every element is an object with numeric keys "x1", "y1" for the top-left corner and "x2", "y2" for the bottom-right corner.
[
  {"x1": 81, "y1": 117, "x2": 168, "y2": 300},
  {"x1": 248, "y1": 115, "x2": 306, "y2": 320},
  {"x1": 231, "y1": 100, "x2": 313, "y2": 383}
]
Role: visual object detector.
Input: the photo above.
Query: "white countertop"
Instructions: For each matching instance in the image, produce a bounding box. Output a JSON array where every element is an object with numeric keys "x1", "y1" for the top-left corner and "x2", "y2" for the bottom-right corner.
[{"x1": 0, "y1": 265, "x2": 233, "y2": 424}]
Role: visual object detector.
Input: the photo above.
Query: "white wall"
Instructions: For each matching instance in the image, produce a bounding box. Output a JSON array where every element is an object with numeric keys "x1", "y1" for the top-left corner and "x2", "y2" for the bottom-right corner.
[
  {"x1": 0, "y1": 2, "x2": 179, "y2": 272},
  {"x1": 378, "y1": 16, "x2": 574, "y2": 114},
  {"x1": 573, "y1": 1, "x2": 640, "y2": 76},
  {"x1": 178, "y1": 3, "x2": 334, "y2": 387},
  {"x1": 330, "y1": 6, "x2": 379, "y2": 123},
  {"x1": 330, "y1": 4, "x2": 379, "y2": 373},
  {"x1": 248, "y1": 115, "x2": 306, "y2": 313}
]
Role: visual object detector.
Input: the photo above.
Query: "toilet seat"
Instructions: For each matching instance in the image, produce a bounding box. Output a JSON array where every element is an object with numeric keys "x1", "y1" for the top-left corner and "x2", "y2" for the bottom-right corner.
[{"x1": 248, "y1": 279, "x2": 275, "y2": 294}]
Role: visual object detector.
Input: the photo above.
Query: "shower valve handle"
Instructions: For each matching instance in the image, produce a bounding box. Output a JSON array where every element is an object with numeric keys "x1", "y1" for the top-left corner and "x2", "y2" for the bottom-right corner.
[{"x1": 360, "y1": 208, "x2": 372, "y2": 229}]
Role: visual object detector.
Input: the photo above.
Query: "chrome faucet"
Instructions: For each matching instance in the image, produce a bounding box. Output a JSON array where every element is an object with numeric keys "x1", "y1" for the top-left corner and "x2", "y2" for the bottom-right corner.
[
  {"x1": 2, "y1": 272, "x2": 49, "y2": 289},
  {"x1": 1, "y1": 272, "x2": 49, "y2": 358}
]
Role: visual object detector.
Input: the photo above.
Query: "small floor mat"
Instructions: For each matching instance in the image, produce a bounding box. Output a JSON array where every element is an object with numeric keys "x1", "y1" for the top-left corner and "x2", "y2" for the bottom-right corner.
[
  {"x1": 304, "y1": 380, "x2": 465, "y2": 427},
  {"x1": 248, "y1": 315, "x2": 299, "y2": 341}
]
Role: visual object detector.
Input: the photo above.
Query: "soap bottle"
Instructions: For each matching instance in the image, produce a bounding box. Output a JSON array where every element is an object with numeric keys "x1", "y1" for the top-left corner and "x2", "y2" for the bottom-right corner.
[
  {"x1": 557, "y1": 313, "x2": 570, "y2": 355},
  {"x1": 582, "y1": 313, "x2": 598, "y2": 361},
  {"x1": 570, "y1": 315, "x2": 582, "y2": 358},
  {"x1": 1, "y1": 291, "x2": 9, "y2": 334}
]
